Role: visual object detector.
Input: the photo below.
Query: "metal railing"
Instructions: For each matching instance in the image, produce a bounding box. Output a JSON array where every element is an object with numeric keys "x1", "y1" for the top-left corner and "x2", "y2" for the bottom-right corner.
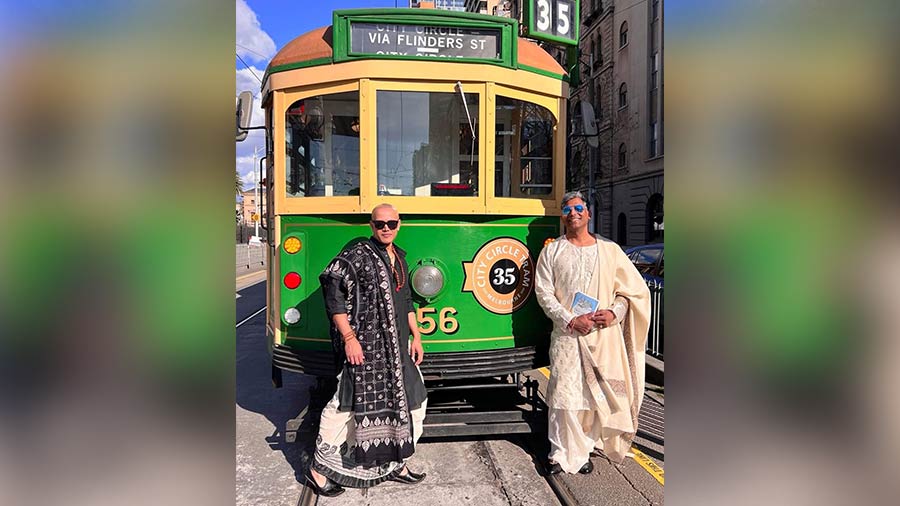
[{"x1": 645, "y1": 279, "x2": 664, "y2": 359}]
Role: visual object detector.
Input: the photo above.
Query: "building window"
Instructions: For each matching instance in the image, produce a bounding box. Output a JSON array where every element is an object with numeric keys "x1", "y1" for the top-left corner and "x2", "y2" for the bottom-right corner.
[
  {"x1": 619, "y1": 21, "x2": 628, "y2": 48},
  {"x1": 650, "y1": 52, "x2": 659, "y2": 90},
  {"x1": 595, "y1": 84, "x2": 602, "y2": 119},
  {"x1": 618, "y1": 143, "x2": 627, "y2": 168},
  {"x1": 617, "y1": 212, "x2": 627, "y2": 246},
  {"x1": 597, "y1": 33, "x2": 603, "y2": 65},
  {"x1": 652, "y1": 0, "x2": 660, "y2": 20},
  {"x1": 618, "y1": 83, "x2": 627, "y2": 108},
  {"x1": 649, "y1": 122, "x2": 658, "y2": 157},
  {"x1": 646, "y1": 193, "x2": 664, "y2": 242}
]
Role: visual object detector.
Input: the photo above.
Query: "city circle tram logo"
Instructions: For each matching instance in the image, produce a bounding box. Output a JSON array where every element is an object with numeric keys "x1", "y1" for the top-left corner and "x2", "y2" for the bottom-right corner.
[{"x1": 462, "y1": 237, "x2": 535, "y2": 314}]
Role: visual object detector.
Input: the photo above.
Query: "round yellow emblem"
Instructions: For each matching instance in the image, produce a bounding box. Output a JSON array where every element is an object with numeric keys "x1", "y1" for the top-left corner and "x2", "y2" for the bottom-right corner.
[{"x1": 462, "y1": 237, "x2": 535, "y2": 314}]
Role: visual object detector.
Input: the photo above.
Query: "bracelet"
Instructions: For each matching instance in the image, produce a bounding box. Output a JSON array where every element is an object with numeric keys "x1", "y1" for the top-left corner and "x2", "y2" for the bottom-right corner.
[{"x1": 342, "y1": 331, "x2": 357, "y2": 343}]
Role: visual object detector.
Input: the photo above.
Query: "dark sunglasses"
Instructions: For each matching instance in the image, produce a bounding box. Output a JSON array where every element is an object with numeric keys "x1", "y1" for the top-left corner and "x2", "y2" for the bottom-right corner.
[
  {"x1": 371, "y1": 220, "x2": 399, "y2": 230},
  {"x1": 562, "y1": 204, "x2": 586, "y2": 215}
]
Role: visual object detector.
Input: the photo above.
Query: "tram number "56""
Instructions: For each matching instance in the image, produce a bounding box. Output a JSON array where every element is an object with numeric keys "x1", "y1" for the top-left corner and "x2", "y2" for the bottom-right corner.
[{"x1": 416, "y1": 307, "x2": 459, "y2": 335}]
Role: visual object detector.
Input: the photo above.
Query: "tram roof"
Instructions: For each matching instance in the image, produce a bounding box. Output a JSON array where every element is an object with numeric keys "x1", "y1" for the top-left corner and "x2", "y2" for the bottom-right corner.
[{"x1": 264, "y1": 18, "x2": 567, "y2": 89}]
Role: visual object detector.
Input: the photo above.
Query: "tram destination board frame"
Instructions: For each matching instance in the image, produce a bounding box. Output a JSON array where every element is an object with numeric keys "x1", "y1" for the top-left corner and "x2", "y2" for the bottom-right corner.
[
  {"x1": 524, "y1": 0, "x2": 580, "y2": 47},
  {"x1": 333, "y1": 9, "x2": 517, "y2": 69}
]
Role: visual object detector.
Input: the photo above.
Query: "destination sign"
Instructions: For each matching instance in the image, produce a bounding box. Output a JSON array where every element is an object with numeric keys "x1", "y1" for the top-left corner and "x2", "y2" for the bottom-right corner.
[{"x1": 350, "y1": 23, "x2": 501, "y2": 60}]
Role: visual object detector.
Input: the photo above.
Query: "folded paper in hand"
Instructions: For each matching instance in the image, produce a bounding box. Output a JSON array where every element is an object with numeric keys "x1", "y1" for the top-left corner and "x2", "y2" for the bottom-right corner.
[{"x1": 571, "y1": 291, "x2": 599, "y2": 316}]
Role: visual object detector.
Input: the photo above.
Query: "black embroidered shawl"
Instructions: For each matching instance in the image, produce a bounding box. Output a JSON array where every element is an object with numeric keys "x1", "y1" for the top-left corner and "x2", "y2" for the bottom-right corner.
[{"x1": 319, "y1": 240, "x2": 414, "y2": 466}]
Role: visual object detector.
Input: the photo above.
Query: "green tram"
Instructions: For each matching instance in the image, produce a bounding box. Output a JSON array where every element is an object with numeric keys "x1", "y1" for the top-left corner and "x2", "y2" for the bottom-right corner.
[{"x1": 238, "y1": 9, "x2": 572, "y2": 410}]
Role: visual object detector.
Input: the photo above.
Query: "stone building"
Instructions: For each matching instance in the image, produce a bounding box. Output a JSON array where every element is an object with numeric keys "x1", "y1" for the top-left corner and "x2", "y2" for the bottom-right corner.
[{"x1": 571, "y1": 0, "x2": 663, "y2": 247}]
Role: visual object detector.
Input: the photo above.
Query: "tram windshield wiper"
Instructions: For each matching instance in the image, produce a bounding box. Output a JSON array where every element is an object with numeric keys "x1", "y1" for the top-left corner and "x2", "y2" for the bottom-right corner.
[{"x1": 455, "y1": 81, "x2": 477, "y2": 166}]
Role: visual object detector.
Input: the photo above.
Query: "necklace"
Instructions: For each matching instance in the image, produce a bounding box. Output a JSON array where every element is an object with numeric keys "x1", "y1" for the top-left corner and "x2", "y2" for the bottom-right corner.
[{"x1": 387, "y1": 244, "x2": 405, "y2": 292}]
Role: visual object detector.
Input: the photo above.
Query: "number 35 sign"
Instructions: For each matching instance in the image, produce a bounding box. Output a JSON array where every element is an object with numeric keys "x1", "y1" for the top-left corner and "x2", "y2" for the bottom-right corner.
[{"x1": 526, "y1": 0, "x2": 580, "y2": 46}]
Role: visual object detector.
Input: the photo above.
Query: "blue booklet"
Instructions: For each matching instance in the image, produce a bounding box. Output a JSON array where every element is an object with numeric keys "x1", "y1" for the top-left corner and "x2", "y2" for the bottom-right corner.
[{"x1": 571, "y1": 291, "x2": 599, "y2": 316}]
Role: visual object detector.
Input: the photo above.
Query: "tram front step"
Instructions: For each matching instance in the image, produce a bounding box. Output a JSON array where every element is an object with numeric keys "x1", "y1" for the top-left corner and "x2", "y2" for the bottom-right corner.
[
  {"x1": 425, "y1": 410, "x2": 526, "y2": 424},
  {"x1": 422, "y1": 421, "x2": 536, "y2": 438}
]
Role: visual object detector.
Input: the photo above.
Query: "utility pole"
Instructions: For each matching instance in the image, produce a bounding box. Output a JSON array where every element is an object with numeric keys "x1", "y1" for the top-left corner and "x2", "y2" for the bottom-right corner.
[{"x1": 252, "y1": 145, "x2": 262, "y2": 241}]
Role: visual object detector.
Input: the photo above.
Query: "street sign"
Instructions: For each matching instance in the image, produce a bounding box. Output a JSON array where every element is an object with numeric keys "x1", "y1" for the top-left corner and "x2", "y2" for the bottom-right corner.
[
  {"x1": 525, "y1": 0, "x2": 580, "y2": 46},
  {"x1": 350, "y1": 23, "x2": 501, "y2": 60}
]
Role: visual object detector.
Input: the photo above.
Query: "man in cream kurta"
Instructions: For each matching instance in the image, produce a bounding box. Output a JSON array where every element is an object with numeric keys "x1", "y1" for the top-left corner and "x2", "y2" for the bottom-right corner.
[{"x1": 535, "y1": 191, "x2": 651, "y2": 475}]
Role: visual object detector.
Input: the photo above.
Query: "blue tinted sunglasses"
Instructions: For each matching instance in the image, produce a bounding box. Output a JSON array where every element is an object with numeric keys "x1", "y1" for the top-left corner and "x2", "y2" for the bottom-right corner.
[{"x1": 562, "y1": 204, "x2": 586, "y2": 215}]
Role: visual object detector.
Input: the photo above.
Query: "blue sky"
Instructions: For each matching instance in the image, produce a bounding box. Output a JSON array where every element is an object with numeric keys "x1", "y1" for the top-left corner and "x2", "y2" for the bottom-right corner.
[{"x1": 236, "y1": 0, "x2": 401, "y2": 186}]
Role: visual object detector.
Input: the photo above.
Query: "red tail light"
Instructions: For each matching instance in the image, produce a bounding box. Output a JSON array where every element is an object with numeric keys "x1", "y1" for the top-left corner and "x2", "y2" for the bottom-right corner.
[{"x1": 283, "y1": 272, "x2": 301, "y2": 289}]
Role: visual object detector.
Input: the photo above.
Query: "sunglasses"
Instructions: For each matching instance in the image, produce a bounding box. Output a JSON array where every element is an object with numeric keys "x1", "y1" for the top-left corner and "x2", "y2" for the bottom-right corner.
[
  {"x1": 562, "y1": 204, "x2": 586, "y2": 215},
  {"x1": 371, "y1": 220, "x2": 399, "y2": 230}
]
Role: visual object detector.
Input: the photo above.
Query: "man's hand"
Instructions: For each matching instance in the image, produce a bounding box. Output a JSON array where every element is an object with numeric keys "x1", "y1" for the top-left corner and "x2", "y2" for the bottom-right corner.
[
  {"x1": 569, "y1": 314, "x2": 595, "y2": 335},
  {"x1": 590, "y1": 309, "x2": 616, "y2": 329},
  {"x1": 410, "y1": 336, "x2": 424, "y2": 365},
  {"x1": 345, "y1": 338, "x2": 364, "y2": 365}
]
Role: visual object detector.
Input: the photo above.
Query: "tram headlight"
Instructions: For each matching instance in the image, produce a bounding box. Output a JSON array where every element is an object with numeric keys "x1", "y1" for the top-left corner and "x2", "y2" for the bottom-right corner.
[
  {"x1": 412, "y1": 265, "x2": 444, "y2": 298},
  {"x1": 284, "y1": 307, "x2": 301, "y2": 325}
]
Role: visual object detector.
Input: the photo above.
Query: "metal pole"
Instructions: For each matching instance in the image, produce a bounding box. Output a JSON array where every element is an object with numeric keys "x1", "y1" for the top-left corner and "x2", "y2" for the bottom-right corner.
[{"x1": 253, "y1": 145, "x2": 261, "y2": 240}]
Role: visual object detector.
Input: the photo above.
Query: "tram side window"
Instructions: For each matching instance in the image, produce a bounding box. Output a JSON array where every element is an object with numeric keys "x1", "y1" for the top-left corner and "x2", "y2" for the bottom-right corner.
[
  {"x1": 494, "y1": 97, "x2": 555, "y2": 198},
  {"x1": 285, "y1": 92, "x2": 360, "y2": 197},
  {"x1": 376, "y1": 91, "x2": 479, "y2": 197}
]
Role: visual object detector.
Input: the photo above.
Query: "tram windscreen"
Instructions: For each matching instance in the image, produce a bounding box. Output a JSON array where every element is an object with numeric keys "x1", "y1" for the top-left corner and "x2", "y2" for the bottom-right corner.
[
  {"x1": 376, "y1": 91, "x2": 479, "y2": 197},
  {"x1": 494, "y1": 97, "x2": 555, "y2": 199},
  {"x1": 285, "y1": 92, "x2": 360, "y2": 197}
]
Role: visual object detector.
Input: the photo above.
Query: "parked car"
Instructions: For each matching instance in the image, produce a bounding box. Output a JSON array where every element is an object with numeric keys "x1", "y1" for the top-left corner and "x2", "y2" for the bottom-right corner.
[{"x1": 625, "y1": 243, "x2": 663, "y2": 285}]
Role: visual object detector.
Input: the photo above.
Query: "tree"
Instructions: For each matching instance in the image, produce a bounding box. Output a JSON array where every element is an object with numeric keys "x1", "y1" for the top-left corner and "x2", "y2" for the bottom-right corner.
[{"x1": 236, "y1": 170, "x2": 244, "y2": 196}]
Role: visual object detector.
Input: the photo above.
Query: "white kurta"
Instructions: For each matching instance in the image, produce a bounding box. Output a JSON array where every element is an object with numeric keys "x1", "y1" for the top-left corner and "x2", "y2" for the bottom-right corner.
[{"x1": 535, "y1": 234, "x2": 651, "y2": 471}]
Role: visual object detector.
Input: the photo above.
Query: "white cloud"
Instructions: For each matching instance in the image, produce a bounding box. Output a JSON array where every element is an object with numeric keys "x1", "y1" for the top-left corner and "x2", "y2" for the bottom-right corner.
[{"x1": 236, "y1": 0, "x2": 276, "y2": 64}]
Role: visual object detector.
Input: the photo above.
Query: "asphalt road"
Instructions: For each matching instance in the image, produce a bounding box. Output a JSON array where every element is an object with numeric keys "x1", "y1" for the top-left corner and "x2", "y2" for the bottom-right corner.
[{"x1": 236, "y1": 276, "x2": 663, "y2": 506}]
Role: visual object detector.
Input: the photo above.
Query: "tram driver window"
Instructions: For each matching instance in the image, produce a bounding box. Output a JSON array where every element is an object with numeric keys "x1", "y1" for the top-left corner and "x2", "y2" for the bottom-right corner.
[
  {"x1": 494, "y1": 97, "x2": 555, "y2": 199},
  {"x1": 376, "y1": 90, "x2": 479, "y2": 197},
  {"x1": 285, "y1": 92, "x2": 360, "y2": 197}
]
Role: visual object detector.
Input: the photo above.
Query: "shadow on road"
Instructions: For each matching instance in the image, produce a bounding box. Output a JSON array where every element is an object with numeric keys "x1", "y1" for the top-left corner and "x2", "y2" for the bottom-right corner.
[{"x1": 236, "y1": 281, "x2": 321, "y2": 483}]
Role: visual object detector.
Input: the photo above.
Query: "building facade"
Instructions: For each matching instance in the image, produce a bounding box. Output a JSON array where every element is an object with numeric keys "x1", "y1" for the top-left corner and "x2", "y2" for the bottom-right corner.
[
  {"x1": 570, "y1": 0, "x2": 663, "y2": 247},
  {"x1": 239, "y1": 187, "x2": 263, "y2": 225},
  {"x1": 408, "y1": 0, "x2": 663, "y2": 247}
]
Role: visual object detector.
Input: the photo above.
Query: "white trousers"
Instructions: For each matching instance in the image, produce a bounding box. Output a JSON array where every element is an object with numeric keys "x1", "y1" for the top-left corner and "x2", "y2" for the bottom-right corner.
[
  {"x1": 548, "y1": 407, "x2": 603, "y2": 474},
  {"x1": 313, "y1": 371, "x2": 427, "y2": 487}
]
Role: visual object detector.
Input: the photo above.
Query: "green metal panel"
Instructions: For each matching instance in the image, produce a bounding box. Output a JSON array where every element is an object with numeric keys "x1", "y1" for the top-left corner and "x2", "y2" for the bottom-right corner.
[{"x1": 278, "y1": 214, "x2": 560, "y2": 354}]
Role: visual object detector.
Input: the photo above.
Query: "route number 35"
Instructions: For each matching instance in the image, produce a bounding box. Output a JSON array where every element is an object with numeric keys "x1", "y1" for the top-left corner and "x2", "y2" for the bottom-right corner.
[
  {"x1": 416, "y1": 307, "x2": 459, "y2": 335},
  {"x1": 535, "y1": 0, "x2": 572, "y2": 37}
]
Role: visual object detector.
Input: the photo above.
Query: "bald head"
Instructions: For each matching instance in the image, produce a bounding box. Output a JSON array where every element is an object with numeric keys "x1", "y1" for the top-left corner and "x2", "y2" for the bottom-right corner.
[{"x1": 371, "y1": 203, "x2": 399, "y2": 221}]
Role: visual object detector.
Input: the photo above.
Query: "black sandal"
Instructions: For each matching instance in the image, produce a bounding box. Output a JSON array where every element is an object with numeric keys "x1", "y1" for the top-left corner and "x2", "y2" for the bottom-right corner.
[
  {"x1": 547, "y1": 461, "x2": 563, "y2": 475},
  {"x1": 305, "y1": 467, "x2": 345, "y2": 497},
  {"x1": 388, "y1": 464, "x2": 426, "y2": 485}
]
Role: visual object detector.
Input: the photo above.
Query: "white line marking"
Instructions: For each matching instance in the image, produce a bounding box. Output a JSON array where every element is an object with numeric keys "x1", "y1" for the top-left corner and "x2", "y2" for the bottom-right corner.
[
  {"x1": 417, "y1": 47, "x2": 438, "y2": 53},
  {"x1": 236, "y1": 306, "x2": 266, "y2": 328},
  {"x1": 236, "y1": 293, "x2": 241, "y2": 299}
]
